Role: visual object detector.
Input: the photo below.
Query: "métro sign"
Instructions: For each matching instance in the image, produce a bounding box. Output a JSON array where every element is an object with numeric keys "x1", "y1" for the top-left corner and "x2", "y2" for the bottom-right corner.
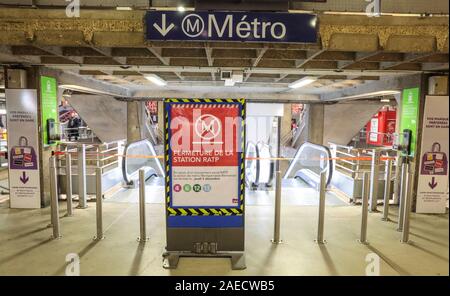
[{"x1": 145, "y1": 11, "x2": 318, "y2": 43}]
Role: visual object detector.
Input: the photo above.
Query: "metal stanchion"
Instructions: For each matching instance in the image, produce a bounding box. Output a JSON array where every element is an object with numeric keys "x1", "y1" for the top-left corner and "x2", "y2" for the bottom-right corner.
[
  {"x1": 77, "y1": 144, "x2": 87, "y2": 209},
  {"x1": 49, "y1": 156, "x2": 61, "y2": 239},
  {"x1": 359, "y1": 172, "x2": 370, "y2": 244},
  {"x1": 137, "y1": 169, "x2": 149, "y2": 242},
  {"x1": 392, "y1": 152, "x2": 402, "y2": 205},
  {"x1": 397, "y1": 160, "x2": 408, "y2": 232},
  {"x1": 65, "y1": 152, "x2": 73, "y2": 217},
  {"x1": 401, "y1": 167, "x2": 413, "y2": 243},
  {"x1": 315, "y1": 171, "x2": 327, "y2": 244},
  {"x1": 369, "y1": 150, "x2": 380, "y2": 212},
  {"x1": 93, "y1": 167, "x2": 104, "y2": 240},
  {"x1": 382, "y1": 158, "x2": 393, "y2": 221},
  {"x1": 271, "y1": 170, "x2": 283, "y2": 244}
]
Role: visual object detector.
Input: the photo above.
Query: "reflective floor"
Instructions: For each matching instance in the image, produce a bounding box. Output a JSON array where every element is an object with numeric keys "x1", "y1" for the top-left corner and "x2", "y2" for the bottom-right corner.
[{"x1": 0, "y1": 182, "x2": 448, "y2": 276}]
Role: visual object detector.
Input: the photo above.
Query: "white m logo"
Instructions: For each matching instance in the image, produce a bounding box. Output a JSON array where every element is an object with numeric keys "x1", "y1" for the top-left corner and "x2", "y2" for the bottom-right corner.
[
  {"x1": 195, "y1": 114, "x2": 221, "y2": 140},
  {"x1": 182, "y1": 14, "x2": 204, "y2": 37}
]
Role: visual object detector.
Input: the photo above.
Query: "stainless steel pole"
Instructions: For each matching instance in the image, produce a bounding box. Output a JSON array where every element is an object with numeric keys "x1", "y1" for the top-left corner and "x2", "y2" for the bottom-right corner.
[
  {"x1": 401, "y1": 167, "x2": 413, "y2": 243},
  {"x1": 393, "y1": 152, "x2": 402, "y2": 204},
  {"x1": 397, "y1": 160, "x2": 408, "y2": 231},
  {"x1": 359, "y1": 172, "x2": 370, "y2": 244},
  {"x1": 382, "y1": 158, "x2": 393, "y2": 221},
  {"x1": 94, "y1": 167, "x2": 104, "y2": 240},
  {"x1": 271, "y1": 170, "x2": 283, "y2": 244},
  {"x1": 50, "y1": 156, "x2": 61, "y2": 239},
  {"x1": 369, "y1": 150, "x2": 381, "y2": 212},
  {"x1": 138, "y1": 169, "x2": 149, "y2": 242},
  {"x1": 77, "y1": 144, "x2": 87, "y2": 209},
  {"x1": 316, "y1": 171, "x2": 327, "y2": 244},
  {"x1": 65, "y1": 152, "x2": 73, "y2": 217}
]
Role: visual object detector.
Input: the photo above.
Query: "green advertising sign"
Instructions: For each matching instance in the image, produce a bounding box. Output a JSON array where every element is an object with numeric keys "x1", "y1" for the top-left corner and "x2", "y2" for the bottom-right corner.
[
  {"x1": 400, "y1": 87, "x2": 420, "y2": 157},
  {"x1": 40, "y1": 76, "x2": 58, "y2": 146}
]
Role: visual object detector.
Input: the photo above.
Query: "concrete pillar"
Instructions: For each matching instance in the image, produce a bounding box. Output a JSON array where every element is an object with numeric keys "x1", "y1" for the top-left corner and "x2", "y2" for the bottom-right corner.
[
  {"x1": 279, "y1": 103, "x2": 292, "y2": 175},
  {"x1": 127, "y1": 101, "x2": 141, "y2": 143},
  {"x1": 307, "y1": 104, "x2": 325, "y2": 145}
]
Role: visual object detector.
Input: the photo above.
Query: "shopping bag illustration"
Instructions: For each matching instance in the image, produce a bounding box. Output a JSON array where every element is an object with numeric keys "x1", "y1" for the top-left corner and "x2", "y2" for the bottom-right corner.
[
  {"x1": 420, "y1": 142, "x2": 447, "y2": 175},
  {"x1": 9, "y1": 136, "x2": 38, "y2": 170}
]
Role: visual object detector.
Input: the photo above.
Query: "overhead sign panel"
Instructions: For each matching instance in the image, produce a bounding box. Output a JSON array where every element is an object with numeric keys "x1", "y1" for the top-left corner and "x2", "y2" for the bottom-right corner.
[{"x1": 146, "y1": 11, "x2": 318, "y2": 43}]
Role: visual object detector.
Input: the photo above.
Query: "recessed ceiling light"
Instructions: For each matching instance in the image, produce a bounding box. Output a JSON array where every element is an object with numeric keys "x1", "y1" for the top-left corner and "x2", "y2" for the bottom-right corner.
[
  {"x1": 116, "y1": 7, "x2": 133, "y2": 10},
  {"x1": 177, "y1": 6, "x2": 186, "y2": 12},
  {"x1": 380, "y1": 98, "x2": 390, "y2": 103},
  {"x1": 288, "y1": 77, "x2": 317, "y2": 89},
  {"x1": 144, "y1": 74, "x2": 167, "y2": 86}
]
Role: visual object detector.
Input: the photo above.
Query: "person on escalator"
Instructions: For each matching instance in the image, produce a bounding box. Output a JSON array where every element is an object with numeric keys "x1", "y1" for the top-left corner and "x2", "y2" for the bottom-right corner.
[
  {"x1": 67, "y1": 112, "x2": 81, "y2": 141},
  {"x1": 291, "y1": 118, "x2": 298, "y2": 136}
]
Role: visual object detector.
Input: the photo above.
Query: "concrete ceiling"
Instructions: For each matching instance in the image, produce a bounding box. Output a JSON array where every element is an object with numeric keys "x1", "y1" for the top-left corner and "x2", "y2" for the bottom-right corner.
[{"x1": 0, "y1": 8, "x2": 448, "y2": 101}]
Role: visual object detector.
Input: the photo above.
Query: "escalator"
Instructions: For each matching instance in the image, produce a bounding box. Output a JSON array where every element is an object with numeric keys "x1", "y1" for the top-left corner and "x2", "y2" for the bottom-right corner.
[
  {"x1": 245, "y1": 141, "x2": 275, "y2": 191},
  {"x1": 284, "y1": 142, "x2": 333, "y2": 190}
]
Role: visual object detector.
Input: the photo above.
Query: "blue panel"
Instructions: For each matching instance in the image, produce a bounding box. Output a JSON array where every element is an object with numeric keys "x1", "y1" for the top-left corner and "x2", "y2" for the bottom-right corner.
[
  {"x1": 168, "y1": 216, "x2": 244, "y2": 228},
  {"x1": 146, "y1": 11, "x2": 317, "y2": 43}
]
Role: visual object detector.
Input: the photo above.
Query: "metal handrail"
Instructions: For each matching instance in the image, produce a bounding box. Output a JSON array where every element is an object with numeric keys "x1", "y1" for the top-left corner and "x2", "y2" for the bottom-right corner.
[{"x1": 284, "y1": 141, "x2": 334, "y2": 186}]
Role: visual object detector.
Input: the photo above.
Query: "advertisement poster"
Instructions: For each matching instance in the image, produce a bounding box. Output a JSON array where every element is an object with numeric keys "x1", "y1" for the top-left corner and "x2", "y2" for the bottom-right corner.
[
  {"x1": 6, "y1": 89, "x2": 41, "y2": 208},
  {"x1": 165, "y1": 99, "x2": 245, "y2": 228},
  {"x1": 400, "y1": 88, "x2": 420, "y2": 157},
  {"x1": 40, "y1": 76, "x2": 58, "y2": 146},
  {"x1": 416, "y1": 96, "x2": 449, "y2": 213}
]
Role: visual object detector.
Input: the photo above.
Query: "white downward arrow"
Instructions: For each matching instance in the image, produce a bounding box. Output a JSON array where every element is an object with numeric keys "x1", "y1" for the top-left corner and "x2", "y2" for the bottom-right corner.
[{"x1": 153, "y1": 14, "x2": 175, "y2": 37}]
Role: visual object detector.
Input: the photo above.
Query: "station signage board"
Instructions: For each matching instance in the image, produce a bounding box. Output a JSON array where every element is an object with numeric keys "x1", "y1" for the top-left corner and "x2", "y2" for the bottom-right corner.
[
  {"x1": 40, "y1": 76, "x2": 58, "y2": 146},
  {"x1": 5, "y1": 89, "x2": 41, "y2": 209},
  {"x1": 400, "y1": 88, "x2": 420, "y2": 157},
  {"x1": 164, "y1": 98, "x2": 245, "y2": 228},
  {"x1": 416, "y1": 96, "x2": 449, "y2": 213},
  {"x1": 146, "y1": 11, "x2": 317, "y2": 43}
]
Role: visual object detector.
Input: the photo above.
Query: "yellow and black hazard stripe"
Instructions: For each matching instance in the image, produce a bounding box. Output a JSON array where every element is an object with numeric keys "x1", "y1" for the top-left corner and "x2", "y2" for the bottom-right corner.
[{"x1": 164, "y1": 98, "x2": 245, "y2": 217}]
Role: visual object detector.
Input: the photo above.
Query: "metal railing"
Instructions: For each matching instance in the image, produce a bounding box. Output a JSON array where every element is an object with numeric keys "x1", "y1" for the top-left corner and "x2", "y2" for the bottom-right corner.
[
  {"x1": 350, "y1": 130, "x2": 395, "y2": 148},
  {"x1": 60, "y1": 126, "x2": 96, "y2": 142},
  {"x1": 47, "y1": 149, "x2": 414, "y2": 248},
  {"x1": 328, "y1": 143, "x2": 397, "y2": 180},
  {"x1": 56, "y1": 140, "x2": 124, "y2": 175}
]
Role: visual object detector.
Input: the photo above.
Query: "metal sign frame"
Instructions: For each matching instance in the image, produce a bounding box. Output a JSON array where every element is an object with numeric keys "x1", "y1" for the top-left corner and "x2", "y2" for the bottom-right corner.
[{"x1": 163, "y1": 98, "x2": 246, "y2": 270}]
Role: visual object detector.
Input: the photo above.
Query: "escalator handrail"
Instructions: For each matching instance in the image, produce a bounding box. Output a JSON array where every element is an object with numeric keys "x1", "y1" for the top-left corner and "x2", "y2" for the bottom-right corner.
[
  {"x1": 284, "y1": 141, "x2": 334, "y2": 186},
  {"x1": 121, "y1": 138, "x2": 164, "y2": 185},
  {"x1": 245, "y1": 141, "x2": 260, "y2": 187}
]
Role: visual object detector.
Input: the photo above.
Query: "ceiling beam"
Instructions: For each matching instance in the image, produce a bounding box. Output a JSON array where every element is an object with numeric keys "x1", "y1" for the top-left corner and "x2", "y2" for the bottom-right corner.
[
  {"x1": 275, "y1": 49, "x2": 327, "y2": 82},
  {"x1": 204, "y1": 44, "x2": 215, "y2": 81},
  {"x1": 147, "y1": 47, "x2": 185, "y2": 81},
  {"x1": 0, "y1": 45, "x2": 41, "y2": 64},
  {"x1": 45, "y1": 64, "x2": 423, "y2": 77},
  {"x1": 32, "y1": 45, "x2": 83, "y2": 64},
  {"x1": 320, "y1": 74, "x2": 422, "y2": 101},
  {"x1": 244, "y1": 47, "x2": 268, "y2": 82}
]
